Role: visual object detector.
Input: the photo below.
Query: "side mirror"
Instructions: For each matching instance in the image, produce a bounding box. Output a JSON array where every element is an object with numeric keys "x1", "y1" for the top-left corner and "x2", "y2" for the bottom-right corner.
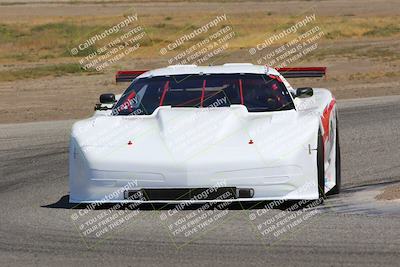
[
  {"x1": 99, "y1": 93, "x2": 116, "y2": 104},
  {"x1": 296, "y1": 87, "x2": 313, "y2": 98}
]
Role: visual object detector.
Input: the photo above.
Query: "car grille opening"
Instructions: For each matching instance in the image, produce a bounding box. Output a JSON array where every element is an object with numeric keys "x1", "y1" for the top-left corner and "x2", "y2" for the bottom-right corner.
[{"x1": 124, "y1": 187, "x2": 254, "y2": 201}]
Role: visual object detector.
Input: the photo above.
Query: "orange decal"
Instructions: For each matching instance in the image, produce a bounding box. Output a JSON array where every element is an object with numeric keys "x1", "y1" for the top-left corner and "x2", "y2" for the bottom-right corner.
[{"x1": 321, "y1": 99, "x2": 336, "y2": 143}]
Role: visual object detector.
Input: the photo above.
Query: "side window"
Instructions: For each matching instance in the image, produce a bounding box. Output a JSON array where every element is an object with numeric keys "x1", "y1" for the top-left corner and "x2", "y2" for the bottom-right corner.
[{"x1": 242, "y1": 74, "x2": 293, "y2": 112}]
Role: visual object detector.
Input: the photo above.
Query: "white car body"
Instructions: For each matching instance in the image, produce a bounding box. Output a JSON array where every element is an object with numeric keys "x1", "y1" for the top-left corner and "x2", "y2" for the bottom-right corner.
[{"x1": 69, "y1": 64, "x2": 338, "y2": 203}]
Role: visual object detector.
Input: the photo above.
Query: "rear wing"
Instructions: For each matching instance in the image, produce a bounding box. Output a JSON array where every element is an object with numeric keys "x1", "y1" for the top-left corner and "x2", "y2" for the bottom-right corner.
[
  {"x1": 115, "y1": 67, "x2": 326, "y2": 83},
  {"x1": 276, "y1": 67, "x2": 326, "y2": 78},
  {"x1": 116, "y1": 70, "x2": 148, "y2": 83}
]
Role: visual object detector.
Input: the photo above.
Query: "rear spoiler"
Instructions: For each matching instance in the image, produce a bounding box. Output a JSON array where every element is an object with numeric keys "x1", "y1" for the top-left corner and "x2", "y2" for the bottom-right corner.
[
  {"x1": 115, "y1": 67, "x2": 326, "y2": 83},
  {"x1": 275, "y1": 67, "x2": 326, "y2": 78},
  {"x1": 116, "y1": 70, "x2": 148, "y2": 83}
]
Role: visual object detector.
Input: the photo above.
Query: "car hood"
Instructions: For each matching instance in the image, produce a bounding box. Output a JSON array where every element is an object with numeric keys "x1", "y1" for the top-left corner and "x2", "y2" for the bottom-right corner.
[{"x1": 71, "y1": 106, "x2": 319, "y2": 171}]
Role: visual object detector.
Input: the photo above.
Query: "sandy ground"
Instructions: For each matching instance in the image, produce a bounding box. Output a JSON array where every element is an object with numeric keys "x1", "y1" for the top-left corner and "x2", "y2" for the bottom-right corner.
[
  {"x1": 0, "y1": 0, "x2": 399, "y2": 123},
  {"x1": 376, "y1": 185, "x2": 400, "y2": 201},
  {"x1": 1, "y1": 0, "x2": 400, "y2": 21}
]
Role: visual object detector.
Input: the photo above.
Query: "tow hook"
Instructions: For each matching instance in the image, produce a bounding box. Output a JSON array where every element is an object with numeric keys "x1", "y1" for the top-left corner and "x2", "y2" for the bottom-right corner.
[{"x1": 308, "y1": 144, "x2": 317, "y2": 154}]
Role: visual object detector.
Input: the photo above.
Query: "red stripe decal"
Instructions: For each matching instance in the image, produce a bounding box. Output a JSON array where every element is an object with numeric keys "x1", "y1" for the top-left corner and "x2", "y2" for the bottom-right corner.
[
  {"x1": 200, "y1": 79, "x2": 206, "y2": 107},
  {"x1": 321, "y1": 99, "x2": 336, "y2": 143},
  {"x1": 268, "y1": 74, "x2": 282, "y2": 83},
  {"x1": 239, "y1": 79, "x2": 244, "y2": 105},
  {"x1": 159, "y1": 80, "x2": 170, "y2": 106}
]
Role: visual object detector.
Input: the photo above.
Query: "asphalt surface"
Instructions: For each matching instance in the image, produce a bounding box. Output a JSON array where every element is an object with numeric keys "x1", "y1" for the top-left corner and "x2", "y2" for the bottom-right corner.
[{"x1": 0, "y1": 95, "x2": 399, "y2": 267}]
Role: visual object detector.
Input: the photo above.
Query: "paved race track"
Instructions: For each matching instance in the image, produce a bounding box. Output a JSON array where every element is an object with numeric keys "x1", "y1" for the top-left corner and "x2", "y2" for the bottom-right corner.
[{"x1": 0, "y1": 96, "x2": 399, "y2": 266}]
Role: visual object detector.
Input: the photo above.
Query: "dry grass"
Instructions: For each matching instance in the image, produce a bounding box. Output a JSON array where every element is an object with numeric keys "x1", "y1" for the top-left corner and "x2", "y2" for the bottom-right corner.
[
  {"x1": 0, "y1": 14, "x2": 399, "y2": 61},
  {"x1": 0, "y1": 63, "x2": 96, "y2": 82}
]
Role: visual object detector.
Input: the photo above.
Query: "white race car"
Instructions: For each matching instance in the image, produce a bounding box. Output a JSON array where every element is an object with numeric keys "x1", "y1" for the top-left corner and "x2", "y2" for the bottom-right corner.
[{"x1": 69, "y1": 63, "x2": 340, "y2": 203}]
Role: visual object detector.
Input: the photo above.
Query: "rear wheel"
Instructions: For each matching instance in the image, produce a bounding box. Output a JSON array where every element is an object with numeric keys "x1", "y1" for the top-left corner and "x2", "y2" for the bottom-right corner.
[
  {"x1": 328, "y1": 119, "x2": 341, "y2": 195},
  {"x1": 317, "y1": 130, "x2": 326, "y2": 199}
]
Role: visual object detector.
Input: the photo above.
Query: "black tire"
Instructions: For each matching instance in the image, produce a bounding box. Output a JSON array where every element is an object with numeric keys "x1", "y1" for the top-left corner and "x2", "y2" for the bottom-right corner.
[
  {"x1": 327, "y1": 119, "x2": 341, "y2": 195},
  {"x1": 317, "y1": 129, "x2": 326, "y2": 199}
]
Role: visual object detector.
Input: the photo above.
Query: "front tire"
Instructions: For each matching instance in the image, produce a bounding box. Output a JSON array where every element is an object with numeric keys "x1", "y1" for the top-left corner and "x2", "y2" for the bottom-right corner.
[
  {"x1": 317, "y1": 130, "x2": 326, "y2": 199},
  {"x1": 328, "y1": 119, "x2": 341, "y2": 195}
]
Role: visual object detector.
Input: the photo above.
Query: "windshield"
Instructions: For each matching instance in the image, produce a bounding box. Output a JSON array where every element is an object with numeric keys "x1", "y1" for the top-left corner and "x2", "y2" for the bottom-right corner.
[{"x1": 112, "y1": 73, "x2": 294, "y2": 115}]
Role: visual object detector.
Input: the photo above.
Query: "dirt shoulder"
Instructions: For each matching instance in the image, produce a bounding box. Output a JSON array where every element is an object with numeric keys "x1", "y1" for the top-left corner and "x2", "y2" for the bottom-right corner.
[{"x1": 376, "y1": 185, "x2": 400, "y2": 201}]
